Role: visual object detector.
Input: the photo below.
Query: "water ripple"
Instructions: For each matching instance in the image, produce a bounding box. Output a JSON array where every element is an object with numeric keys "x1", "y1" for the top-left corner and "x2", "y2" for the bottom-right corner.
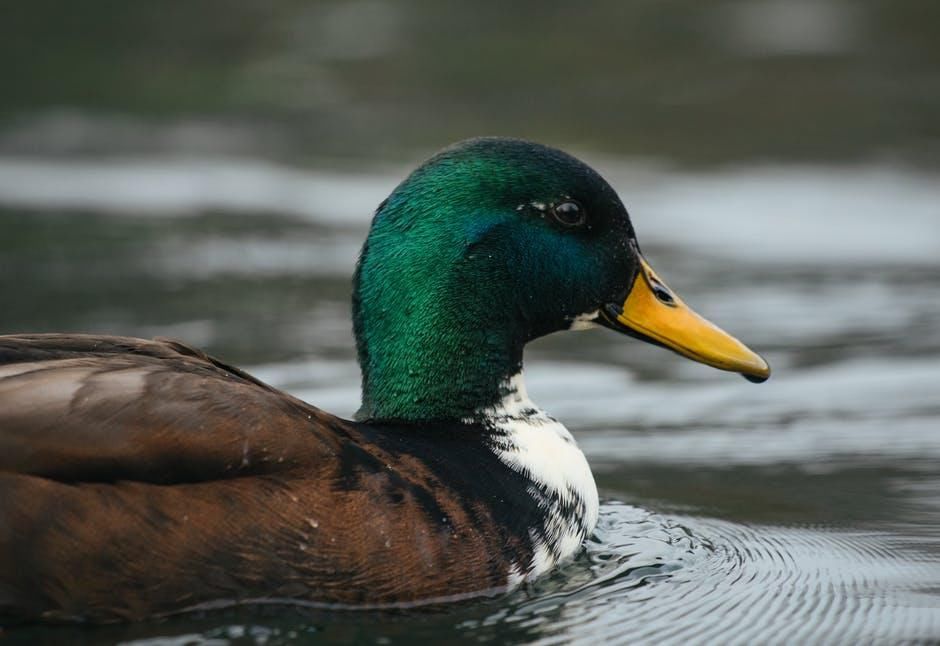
[{"x1": 473, "y1": 502, "x2": 940, "y2": 645}]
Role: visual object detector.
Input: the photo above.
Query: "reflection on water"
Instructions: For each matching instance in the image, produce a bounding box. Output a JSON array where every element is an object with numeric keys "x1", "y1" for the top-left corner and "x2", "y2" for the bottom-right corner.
[{"x1": 1, "y1": 154, "x2": 938, "y2": 643}]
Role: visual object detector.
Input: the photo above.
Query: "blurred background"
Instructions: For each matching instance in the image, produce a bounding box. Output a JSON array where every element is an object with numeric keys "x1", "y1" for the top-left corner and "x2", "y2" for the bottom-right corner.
[{"x1": 3, "y1": 2, "x2": 940, "y2": 644}]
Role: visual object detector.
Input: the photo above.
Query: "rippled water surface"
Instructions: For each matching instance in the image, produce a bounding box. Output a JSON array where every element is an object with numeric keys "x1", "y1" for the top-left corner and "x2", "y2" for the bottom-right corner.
[{"x1": 1, "y1": 152, "x2": 939, "y2": 644}]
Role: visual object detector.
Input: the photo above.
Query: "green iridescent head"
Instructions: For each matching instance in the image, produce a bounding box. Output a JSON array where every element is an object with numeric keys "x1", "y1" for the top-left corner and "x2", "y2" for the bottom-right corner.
[{"x1": 353, "y1": 138, "x2": 769, "y2": 423}]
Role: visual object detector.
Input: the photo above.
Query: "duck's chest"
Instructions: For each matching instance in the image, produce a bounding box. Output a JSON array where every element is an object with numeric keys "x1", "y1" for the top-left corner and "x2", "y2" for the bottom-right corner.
[
  {"x1": 477, "y1": 409, "x2": 600, "y2": 581},
  {"x1": 353, "y1": 409, "x2": 598, "y2": 587}
]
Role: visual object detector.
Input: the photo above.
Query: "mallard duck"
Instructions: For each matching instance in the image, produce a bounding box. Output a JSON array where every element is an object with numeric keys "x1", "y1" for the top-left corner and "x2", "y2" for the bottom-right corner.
[{"x1": 0, "y1": 138, "x2": 769, "y2": 623}]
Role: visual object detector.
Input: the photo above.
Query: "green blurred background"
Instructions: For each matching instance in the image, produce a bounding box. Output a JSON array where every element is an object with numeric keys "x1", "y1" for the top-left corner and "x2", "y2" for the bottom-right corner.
[{"x1": 2, "y1": 0, "x2": 938, "y2": 165}]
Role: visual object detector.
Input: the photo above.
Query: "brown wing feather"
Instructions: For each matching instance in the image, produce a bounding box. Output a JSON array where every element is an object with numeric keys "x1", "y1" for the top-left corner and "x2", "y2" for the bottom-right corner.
[
  {"x1": 0, "y1": 334, "x2": 328, "y2": 483},
  {"x1": 0, "y1": 335, "x2": 534, "y2": 622}
]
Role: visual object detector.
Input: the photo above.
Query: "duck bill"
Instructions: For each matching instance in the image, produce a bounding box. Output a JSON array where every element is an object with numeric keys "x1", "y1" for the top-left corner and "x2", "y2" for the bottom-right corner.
[{"x1": 600, "y1": 254, "x2": 771, "y2": 383}]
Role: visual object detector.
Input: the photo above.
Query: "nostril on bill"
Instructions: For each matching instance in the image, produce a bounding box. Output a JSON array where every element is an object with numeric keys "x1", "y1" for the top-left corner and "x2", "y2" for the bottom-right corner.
[{"x1": 650, "y1": 281, "x2": 675, "y2": 305}]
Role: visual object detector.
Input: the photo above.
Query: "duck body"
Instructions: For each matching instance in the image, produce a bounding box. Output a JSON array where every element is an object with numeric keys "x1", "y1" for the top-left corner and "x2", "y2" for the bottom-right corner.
[
  {"x1": 0, "y1": 334, "x2": 595, "y2": 622},
  {"x1": 0, "y1": 138, "x2": 768, "y2": 623}
]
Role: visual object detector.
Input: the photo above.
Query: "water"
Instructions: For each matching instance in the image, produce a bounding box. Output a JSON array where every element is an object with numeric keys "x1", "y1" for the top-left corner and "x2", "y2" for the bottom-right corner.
[{"x1": 1, "y1": 154, "x2": 939, "y2": 644}]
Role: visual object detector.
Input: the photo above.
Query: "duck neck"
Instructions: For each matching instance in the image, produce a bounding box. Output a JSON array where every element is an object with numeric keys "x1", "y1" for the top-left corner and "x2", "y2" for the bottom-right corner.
[
  {"x1": 354, "y1": 325, "x2": 523, "y2": 423},
  {"x1": 353, "y1": 272, "x2": 525, "y2": 423}
]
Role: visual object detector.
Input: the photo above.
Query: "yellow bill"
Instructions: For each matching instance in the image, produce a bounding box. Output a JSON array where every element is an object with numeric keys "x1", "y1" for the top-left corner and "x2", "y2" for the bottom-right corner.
[{"x1": 601, "y1": 253, "x2": 771, "y2": 383}]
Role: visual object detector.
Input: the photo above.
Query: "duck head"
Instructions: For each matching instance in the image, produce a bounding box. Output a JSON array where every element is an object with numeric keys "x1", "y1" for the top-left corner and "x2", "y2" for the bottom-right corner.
[{"x1": 353, "y1": 138, "x2": 769, "y2": 423}]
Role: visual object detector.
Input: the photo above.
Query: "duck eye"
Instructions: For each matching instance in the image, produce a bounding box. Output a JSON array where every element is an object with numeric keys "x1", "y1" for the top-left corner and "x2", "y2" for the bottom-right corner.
[{"x1": 552, "y1": 201, "x2": 585, "y2": 227}]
